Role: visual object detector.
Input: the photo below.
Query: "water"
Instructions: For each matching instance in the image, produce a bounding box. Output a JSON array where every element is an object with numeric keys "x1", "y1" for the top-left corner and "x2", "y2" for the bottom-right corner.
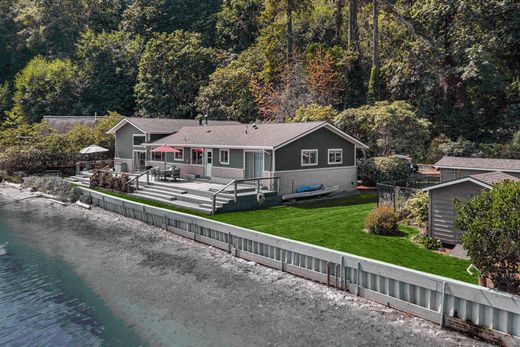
[{"x1": 0, "y1": 209, "x2": 143, "y2": 347}]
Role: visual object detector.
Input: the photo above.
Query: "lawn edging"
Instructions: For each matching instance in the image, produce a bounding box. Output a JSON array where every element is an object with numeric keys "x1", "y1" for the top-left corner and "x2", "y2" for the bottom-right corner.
[{"x1": 79, "y1": 186, "x2": 520, "y2": 345}]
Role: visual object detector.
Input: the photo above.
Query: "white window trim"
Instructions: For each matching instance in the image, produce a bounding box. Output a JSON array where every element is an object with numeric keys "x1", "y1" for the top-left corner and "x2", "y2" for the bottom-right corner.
[
  {"x1": 174, "y1": 148, "x2": 184, "y2": 161},
  {"x1": 191, "y1": 149, "x2": 203, "y2": 165},
  {"x1": 328, "y1": 148, "x2": 343, "y2": 165},
  {"x1": 132, "y1": 134, "x2": 146, "y2": 147},
  {"x1": 301, "y1": 149, "x2": 318, "y2": 167},
  {"x1": 220, "y1": 149, "x2": 230, "y2": 165}
]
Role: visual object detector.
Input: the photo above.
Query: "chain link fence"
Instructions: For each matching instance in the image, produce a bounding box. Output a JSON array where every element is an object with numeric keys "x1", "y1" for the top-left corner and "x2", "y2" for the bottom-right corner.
[{"x1": 376, "y1": 175, "x2": 439, "y2": 211}]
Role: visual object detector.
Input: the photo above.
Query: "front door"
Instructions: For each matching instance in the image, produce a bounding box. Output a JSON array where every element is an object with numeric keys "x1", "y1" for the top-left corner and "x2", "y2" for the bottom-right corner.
[
  {"x1": 133, "y1": 151, "x2": 146, "y2": 172},
  {"x1": 245, "y1": 152, "x2": 263, "y2": 179},
  {"x1": 205, "y1": 149, "x2": 212, "y2": 178}
]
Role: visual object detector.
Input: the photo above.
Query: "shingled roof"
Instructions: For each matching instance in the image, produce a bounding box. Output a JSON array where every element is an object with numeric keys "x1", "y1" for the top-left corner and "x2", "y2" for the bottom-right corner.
[
  {"x1": 423, "y1": 171, "x2": 519, "y2": 191},
  {"x1": 434, "y1": 156, "x2": 520, "y2": 173},
  {"x1": 107, "y1": 117, "x2": 240, "y2": 135},
  {"x1": 146, "y1": 122, "x2": 368, "y2": 149}
]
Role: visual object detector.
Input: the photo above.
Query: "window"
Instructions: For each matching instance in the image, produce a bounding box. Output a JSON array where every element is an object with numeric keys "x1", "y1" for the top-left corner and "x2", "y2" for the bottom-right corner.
[
  {"x1": 174, "y1": 148, "x2": 184, "y2": 161},
  {"x1": 152, "y1": 151, "x2": 164, "y2": 161},
  {"x1": 133, "y1": 134, "x2": 146, "y2": 146},
  {"x1": 220, "y1": 149, "x2": 229, "y2": 165},
  {"x1": 301, "y1": 149, "x2": 318, "y2": 166},
  {"x1": 328, "y1": 149, "x2": 342, "y2": 164},
  {"x1": 191, "y1": 149, "x2": 203, "y2": 165}
]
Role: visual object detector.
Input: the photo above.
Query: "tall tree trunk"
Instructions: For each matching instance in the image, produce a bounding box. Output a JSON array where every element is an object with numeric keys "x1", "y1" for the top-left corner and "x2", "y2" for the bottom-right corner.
[
  {"x1": 372, "y1": 0, "x2": 379, "y2": 70},
  {"x1": 287, "y1": 0, "x2": 293, "y2": 61},
  {"x1": 368, "y1": 0, "x2": 380, "y2": 101},
  {"x1": 348, "y1": 0, "x2": 359, "y2": 51},
  {"x1": 335, "y1": 0, "x2": 344, "y2": 46}
]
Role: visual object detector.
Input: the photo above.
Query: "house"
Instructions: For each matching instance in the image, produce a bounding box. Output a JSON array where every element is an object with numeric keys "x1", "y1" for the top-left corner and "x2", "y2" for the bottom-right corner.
[
  {"x1": 143, "y1": 121, "x2": 369, "y2": 195},
  {"x1": 43, "y1": 116, "x2": 104, "y2": 133},
  {"x1": 423, "y1": 171, "x2": 519, "y2": 244},
  {"x1": 434, "y1": 156, "x2": 520, "y2": 182},
  {"x1": 107, "y1": 117, "x2": 239, "y2": 172}
]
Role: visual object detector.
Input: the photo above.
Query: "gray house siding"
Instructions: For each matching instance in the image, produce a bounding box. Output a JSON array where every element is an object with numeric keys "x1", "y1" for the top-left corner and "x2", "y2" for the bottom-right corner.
[
  {"x1": 213, "y1": 148, "x2": 244, "y2": 169},
  {"x1": 440, "y1": 168, "x2": 520, "y2": 182},
  {"x1": 275, "y1": 127, "x2": 355, "y2": 171},
  {"x1": 115, "y1": 122, "x2": 144, "y2": 160},
  {"x1": 429, "y1": 181, "x2": 485, "y2": 244}
]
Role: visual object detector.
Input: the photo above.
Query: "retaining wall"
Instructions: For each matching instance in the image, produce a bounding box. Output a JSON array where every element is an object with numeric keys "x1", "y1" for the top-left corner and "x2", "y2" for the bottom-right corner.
[{"x1": 81, "y1": 188, "x2": 520, "y2": 346}]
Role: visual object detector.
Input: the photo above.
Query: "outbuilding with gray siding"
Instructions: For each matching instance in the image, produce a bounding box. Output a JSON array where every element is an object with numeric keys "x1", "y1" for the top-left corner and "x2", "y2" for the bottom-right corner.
[{"x1": 423, "y1": 171, "x2": 519, "y2": 244}]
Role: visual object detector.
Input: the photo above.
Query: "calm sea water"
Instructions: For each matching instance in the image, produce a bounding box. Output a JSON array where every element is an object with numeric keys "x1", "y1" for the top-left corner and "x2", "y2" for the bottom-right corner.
[{"x1": 0, "y1": 208, "x2": 143, "y2": 347}]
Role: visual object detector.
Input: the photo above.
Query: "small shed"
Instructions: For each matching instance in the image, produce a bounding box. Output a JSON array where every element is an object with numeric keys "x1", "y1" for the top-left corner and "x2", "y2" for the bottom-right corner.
[{"x1": 423, "y1": 171, "x2": 519, "y2": 244}]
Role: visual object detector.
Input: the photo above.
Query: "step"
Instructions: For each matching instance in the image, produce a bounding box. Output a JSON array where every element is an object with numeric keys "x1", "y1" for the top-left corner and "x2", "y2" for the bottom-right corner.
[
  {"x1": 139, "y1": 186, "x2": 230, "y2": 205},
  {"x1": 141, "y1": 185, "x2": 188, "y2": 196},
  {"x1": 134, "y1": 191, "x2": 176, "y2": 201},
  {"x1": 130, "y1": 193, "x2": 213, "y2": 214},
  {"x1": 142, "y1": 184, "x2": 233, "y2": 203}
]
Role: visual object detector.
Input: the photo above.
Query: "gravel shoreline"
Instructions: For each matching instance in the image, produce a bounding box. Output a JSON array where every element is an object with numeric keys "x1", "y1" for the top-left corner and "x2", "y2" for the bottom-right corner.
[{"x1": 0, "y1": 184, "x2": 491, "y2": 347}]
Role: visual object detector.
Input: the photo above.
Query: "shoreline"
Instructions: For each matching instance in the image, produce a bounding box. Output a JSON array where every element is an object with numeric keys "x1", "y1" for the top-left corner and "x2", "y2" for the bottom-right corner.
[{"x1": 0, "y1": 184, "x2": 491, "y2": 346}]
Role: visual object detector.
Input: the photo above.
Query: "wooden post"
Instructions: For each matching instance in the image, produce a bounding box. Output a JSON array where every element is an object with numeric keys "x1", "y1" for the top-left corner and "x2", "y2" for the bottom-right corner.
[
  {"x1": 234, "y1": 181, "x2": 238, "y2": 202},
  {"x1": 357, "y1": 261, "x2": 361, "y2": 295},
  {"x1": 440, "y1": 281, "x2": 447, "y2": 328},
  {"x1": 326, "y1": 262, "x2": 330, "y2": 287},
  {"x1": 256, "y1": 179, "x2": 260, "y2": 194}
]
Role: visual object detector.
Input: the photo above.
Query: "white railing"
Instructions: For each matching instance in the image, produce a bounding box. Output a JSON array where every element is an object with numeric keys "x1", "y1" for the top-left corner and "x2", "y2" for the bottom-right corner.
[
  {"x1": 211, "y1": 176, "x2": 280, "y2": 214},
  {"x1": 81, "y1": 188, "x2": 520, "y2": 345}
]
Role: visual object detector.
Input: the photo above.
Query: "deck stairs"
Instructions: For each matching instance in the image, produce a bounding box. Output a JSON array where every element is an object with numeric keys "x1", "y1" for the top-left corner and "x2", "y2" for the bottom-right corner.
[
  {"x1": 131, "y1": 181, "x2": 273, "y2": 214},
  {"x1": 66, "y1": 174, "x2": 279, "y2": 214}
]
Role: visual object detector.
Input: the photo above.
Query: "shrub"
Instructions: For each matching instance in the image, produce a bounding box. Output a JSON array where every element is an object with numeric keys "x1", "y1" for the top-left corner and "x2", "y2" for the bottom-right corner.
[
  {"x1": 414, "y1": 235, "x2": 443, "y2": 250},
  {"x1": 358, "y1": 156, "x2": 411, "y2": 186},
  {"x1": 364, "y1": 205, "x2": 400, "y2": 236},
  {"x1": 89, "y1": 170, "x2": 130, "y2": 193},
  {"x1": 22, "y1": 176, "x2": 80, "y2": 202},
  {"x1": 455, "y1": 181, "x2": 520, "y2": 294},
  {"x1": 399, "y1": 191, "x2": 429, "y2": 226}
]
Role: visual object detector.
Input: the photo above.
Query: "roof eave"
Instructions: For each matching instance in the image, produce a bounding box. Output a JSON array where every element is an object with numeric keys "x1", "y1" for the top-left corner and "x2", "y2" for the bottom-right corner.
[{"x1": 422, "y1": 177, "x2": 492, "y2": 192}]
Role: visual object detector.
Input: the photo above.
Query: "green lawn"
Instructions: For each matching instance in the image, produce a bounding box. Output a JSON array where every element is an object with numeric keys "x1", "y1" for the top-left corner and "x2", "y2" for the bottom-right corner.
[{"x1": 90, "y1": 188, "x2": 476, "y2": 283}]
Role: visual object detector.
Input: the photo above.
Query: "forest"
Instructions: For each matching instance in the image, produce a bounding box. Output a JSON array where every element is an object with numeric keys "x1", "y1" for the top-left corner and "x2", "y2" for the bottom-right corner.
[{"x1": 0, "y1": 0, "x2": 519, "y2": 162}]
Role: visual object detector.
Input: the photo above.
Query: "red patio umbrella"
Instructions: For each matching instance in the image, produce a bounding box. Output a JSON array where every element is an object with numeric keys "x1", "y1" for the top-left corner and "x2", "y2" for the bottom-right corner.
[{"x1": 152, "y1": 145, "x2": 181, "y2": 168}]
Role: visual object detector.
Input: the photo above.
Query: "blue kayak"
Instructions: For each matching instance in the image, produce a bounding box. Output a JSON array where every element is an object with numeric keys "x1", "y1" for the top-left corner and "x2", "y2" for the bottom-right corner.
[{"x1": 295, "y1": 184, "x2": 323, "y2": 193}]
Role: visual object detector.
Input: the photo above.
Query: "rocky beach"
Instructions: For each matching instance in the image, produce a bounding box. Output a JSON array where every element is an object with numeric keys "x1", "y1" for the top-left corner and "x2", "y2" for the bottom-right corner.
[{"x1": 0, "y1": 184, "x2": 491, "y2": 346}]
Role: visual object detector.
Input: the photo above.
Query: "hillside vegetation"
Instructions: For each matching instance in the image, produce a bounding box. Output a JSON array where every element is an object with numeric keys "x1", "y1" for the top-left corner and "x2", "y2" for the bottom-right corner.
[{"x1": 0, "y1": 0, "x2": 519, "y2": 161}]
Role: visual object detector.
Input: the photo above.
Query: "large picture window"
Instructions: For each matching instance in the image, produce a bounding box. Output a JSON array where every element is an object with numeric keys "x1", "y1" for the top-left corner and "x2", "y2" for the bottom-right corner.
[
  {"x1": 220, "y1": 149, "x2": 229, "y2": 165},
  {"x1": 191, "y1": 149, "x2": 203, "y2": 165},
  {"x1": 328, "y1": 149, "x2": 342, "y2": 164},
  {"x1": 301, "y1": 149, "x2": 318, "y2": 166},
  {"x1": 133, "y1": 134, "x2": 146, "y2": 146},
  {"x1": 174, "y1": 148, "x2": 184, "y2": 161}
]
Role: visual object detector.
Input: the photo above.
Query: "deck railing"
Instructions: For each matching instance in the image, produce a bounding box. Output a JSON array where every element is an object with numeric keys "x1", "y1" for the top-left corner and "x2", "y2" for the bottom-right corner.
[
  {"x1": 125, "y1": 169, "x2": 152, "y2": 191},
  {"x1": 211, "y1": 176, "x2": 280, "y2": 214}
]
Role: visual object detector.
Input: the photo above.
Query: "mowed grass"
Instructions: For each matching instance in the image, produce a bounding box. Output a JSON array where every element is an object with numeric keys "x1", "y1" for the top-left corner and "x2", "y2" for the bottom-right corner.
[
  {"x1": 90, "y1": 188, "x2": 475, "y2": 283},
  {"x1": 212, "y1": 193, "x2": 476, "y2": 283}
]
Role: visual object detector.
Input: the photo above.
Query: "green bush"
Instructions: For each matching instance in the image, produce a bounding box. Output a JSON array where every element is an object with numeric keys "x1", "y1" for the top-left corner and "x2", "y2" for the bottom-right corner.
[
  {"x1": 22, "y1": 176, "x2": 80, "y2": 202},
  {"x1": 399, "y1": 191, "x2": 429, "y2": 226},
  {"x1": 89, "y1": 170, "x2": 130, "y2": 193},
  {"x1": 364, "y1": 205, "x2": 400, "y2": 236},
  {"x1": 414, "y1": 235, "x2": 443, "y2": 250},
  {"x1": 358, "y1": 156, "x2": 411, "y2": 186}
]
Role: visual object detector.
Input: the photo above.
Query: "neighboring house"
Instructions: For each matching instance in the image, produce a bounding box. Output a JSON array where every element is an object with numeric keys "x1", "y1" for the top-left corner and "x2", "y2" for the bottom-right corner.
[
  {"x1": 107, "y1": 117, "x2": 239, "y2": 172},
  {"x1": 434, "y1": 156, "x2": 520, "y2": 182},
  {"x1": 143, "y1": 121, "x2": 368, "y2": 195},
  {"x1": 43, "y1": 116, "x2": 104, "y2": 133},
  {"x1": 423, "y1": 171, "x2": 519, "y2": 244}
]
